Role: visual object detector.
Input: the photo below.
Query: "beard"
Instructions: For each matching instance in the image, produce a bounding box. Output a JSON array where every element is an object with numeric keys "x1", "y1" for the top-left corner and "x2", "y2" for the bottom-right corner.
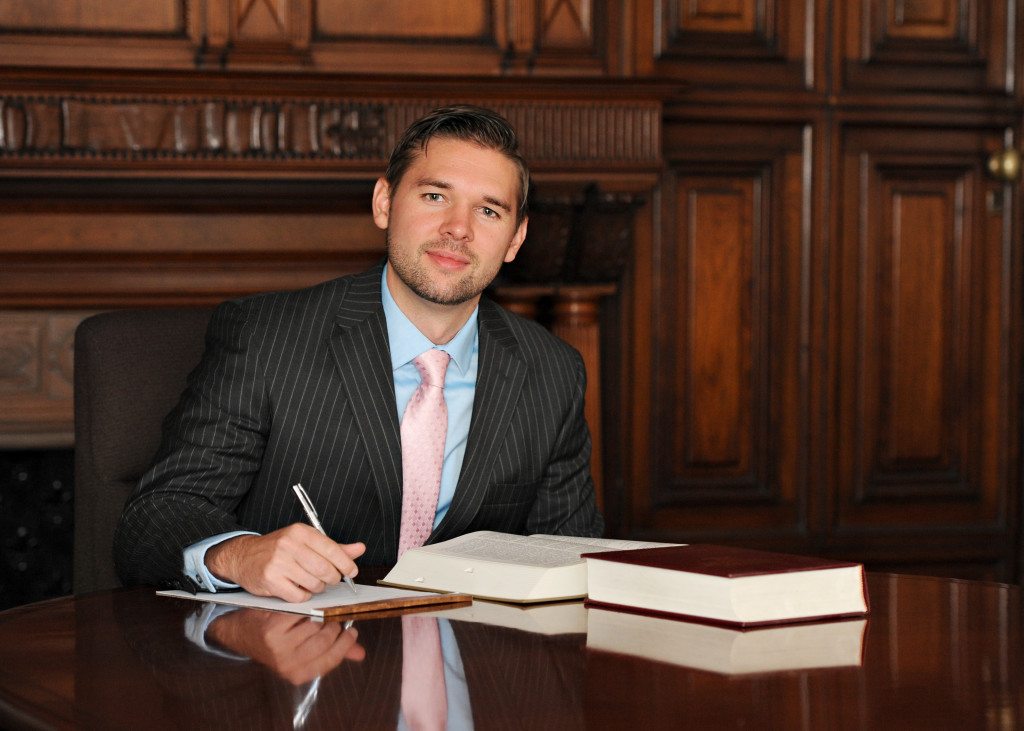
[{"x1": 387, "y1": 233, "x2": 502, "y2": 306}]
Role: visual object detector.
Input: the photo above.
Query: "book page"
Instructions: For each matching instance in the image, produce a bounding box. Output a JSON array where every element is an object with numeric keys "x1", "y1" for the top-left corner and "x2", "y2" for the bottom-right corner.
[
  {"x1": 533, "y1": 534, "x2": 679, "y2": 552},
  {"x1": 412, "y1": 531, "x2": 677, "y2": 568}
]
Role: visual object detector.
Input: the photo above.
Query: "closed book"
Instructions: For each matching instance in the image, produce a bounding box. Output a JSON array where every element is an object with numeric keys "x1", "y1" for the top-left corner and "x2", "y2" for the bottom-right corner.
[
  {"x1": 582, "y1": 544, "x2": 869, "y2": 627},
  {"x1": 586, "y1": 608, "x2": 866, "y2": 675}
]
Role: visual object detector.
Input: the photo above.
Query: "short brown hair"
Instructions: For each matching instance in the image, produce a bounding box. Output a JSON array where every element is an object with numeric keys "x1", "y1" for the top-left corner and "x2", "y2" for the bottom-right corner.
[{"x1": 384, "y1": 105, "x2": 530, "y2": 225}]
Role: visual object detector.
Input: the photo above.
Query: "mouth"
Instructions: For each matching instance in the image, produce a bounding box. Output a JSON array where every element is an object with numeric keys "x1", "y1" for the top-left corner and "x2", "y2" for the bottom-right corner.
[{"x1": 424, "y1": 247, "x2": 471, "y2": 271}]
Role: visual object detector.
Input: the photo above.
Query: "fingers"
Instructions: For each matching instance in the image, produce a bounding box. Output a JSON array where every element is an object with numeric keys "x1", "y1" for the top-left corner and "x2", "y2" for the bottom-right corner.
[
  {"x1": 207, "y1": 525, "x2": 365, "y2": 602},
  {"x1": 262, "y1": 618, "x2": 364, "y2": 685},
  {"x1": 311, "y1": 539, "x2": 366, "y2": 580}
]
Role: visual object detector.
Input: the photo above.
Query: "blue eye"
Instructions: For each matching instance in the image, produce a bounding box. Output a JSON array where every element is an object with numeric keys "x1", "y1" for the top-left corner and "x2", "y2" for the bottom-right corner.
[
  {"x1": 425, "y1": 193, "x2": 444, "y2": 202},
  {"x1": 481, "y1": 207, "x2": 497, "y2": 218}
]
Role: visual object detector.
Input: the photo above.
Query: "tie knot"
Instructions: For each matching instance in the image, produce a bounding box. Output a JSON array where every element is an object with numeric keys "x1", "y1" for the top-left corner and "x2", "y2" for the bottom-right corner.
[{"x1": 414, "y1": 349, "x2": 450, "y2": 388}]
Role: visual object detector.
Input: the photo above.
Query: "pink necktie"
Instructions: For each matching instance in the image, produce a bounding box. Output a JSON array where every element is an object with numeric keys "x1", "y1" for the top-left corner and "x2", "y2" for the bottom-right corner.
[
  {"x1": 400, "y1": 614, "x2": 448, "y2": 730},
  {"x1": 398, "y1": 349, "x2": 450, "y2": 558}
]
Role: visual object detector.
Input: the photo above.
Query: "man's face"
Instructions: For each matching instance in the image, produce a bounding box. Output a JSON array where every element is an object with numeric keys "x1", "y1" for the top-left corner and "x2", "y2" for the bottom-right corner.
[{"x1": 372, "y1": 137, "x2": 528, "y2": 308}]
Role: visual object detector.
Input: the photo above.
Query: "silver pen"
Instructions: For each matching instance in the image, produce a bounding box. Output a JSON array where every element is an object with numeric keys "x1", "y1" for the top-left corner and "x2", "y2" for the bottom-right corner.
[{"x1": 292, "y1": 483, "x2": 358, "y2": 595}]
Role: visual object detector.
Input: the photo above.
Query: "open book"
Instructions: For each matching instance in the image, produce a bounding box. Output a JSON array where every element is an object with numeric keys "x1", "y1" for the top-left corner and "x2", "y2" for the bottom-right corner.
[
  {"x1": 587, "y1": 608, "x2": 866, "y2": 675},
  {"x1": 380, "y1": 531, "x2": 675, "y2": 603},
  {"x1": 157, "y1": 582, "x2": 470, "y2": 618}
]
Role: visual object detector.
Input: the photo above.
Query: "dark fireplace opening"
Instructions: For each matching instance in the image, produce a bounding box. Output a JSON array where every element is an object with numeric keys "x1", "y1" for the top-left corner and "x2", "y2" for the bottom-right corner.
[{"x1": 0, "y1": 449, "x2": 74, "y2": 610}]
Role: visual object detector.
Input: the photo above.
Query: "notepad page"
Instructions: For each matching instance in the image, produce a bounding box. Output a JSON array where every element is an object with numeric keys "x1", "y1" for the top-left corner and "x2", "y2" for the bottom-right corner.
[{"x1": 157, "y1": 583, "x2": 440, "y2": 616}]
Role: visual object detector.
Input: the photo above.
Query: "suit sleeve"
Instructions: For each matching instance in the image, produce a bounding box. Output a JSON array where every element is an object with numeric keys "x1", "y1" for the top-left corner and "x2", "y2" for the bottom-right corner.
[
  {"x1": 523, "y1": 351, "x2": 605, "y2": 538},
  {"x1": 113, "y1": 299, "x2": 270, "y2": 589}
]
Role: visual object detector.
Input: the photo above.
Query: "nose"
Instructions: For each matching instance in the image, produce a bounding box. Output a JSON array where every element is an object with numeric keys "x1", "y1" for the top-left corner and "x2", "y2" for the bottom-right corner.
[{"x1": 440, "y1": 204, "x2": 473, "y2": 242}]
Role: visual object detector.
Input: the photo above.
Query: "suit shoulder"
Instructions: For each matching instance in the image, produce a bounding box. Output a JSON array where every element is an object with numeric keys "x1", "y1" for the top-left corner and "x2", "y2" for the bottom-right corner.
[{"x1": 218, "y1": 265, "x2": 380, "y2": 326}]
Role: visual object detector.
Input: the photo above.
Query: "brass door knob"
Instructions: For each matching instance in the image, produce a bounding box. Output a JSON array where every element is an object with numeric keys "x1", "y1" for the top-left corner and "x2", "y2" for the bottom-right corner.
[{"x1": 987, "y1": 148, "x2": 1021, "y2": 182}]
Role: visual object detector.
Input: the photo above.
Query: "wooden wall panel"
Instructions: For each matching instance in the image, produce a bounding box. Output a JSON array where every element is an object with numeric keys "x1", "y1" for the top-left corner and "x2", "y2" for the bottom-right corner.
[
  {"x1": 0, "y1": 0, "x2": 618, "y2": 75},
  {"x1": 632, "y1": 120, "x2": 812, "y2": 541},
  {"x1": 838, "y1": 0, "x2": 1014, "y2": 94},
  {"x1": 316, "y1": 1, "x2": 490, "y2": 39},
  {"x1": 0, "y1": 1, "x2": 184, "y2": 34},
  {"x1": 833, "y1": 124, "x2": 1017, "y2": 572},
  {"x1": 634, "y1": 0, "x2": 820, "y2": 89},
  {"x1": 674, "y1": 179, "x2": 754, "y2": 477}
]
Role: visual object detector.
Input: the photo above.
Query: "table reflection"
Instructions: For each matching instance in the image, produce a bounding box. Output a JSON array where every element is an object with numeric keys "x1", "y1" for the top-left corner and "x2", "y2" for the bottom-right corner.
[
  {"x1": 582, "y1": 574, "x2": 1022, "y2": 729},
  {"x1": 0, "y1": 574, "x2": 1020, "y2": 730},
  {"x1": 98, "y1": 590, "x2": 585, "y2": 729}
]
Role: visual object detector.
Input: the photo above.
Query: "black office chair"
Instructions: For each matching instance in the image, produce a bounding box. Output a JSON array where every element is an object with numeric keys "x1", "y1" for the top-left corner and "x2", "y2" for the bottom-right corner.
[{"x1": 73, "y1": 308, "x2": 213, "y2": 594}]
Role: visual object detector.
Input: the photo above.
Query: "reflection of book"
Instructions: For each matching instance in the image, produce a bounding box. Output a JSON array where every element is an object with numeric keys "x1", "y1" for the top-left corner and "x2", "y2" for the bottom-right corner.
[
  {"x1": 431, "y1": 599, "x2": 588, "y2": 635},
  {"x1": 583, "y1": 544, "x2": 868, "y2": 626},
  {"x1": 381, "y1": 530, "x2": 674, "y2": 603},
  {"x1": 586, "y1": 608, "x2": 867, "y2": 675},
  {"x1": 157, "y1": 583, "x2": 470, "y2": 617}
]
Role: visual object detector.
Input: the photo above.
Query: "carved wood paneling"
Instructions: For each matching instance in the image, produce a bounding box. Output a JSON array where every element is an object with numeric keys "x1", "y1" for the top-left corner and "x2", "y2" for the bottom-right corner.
[
  {"x1": 538, "y1": 0, "x2": 595, "y2": 49},
  {"x1": 0, "y1": 0, "x2": 619, "y2": 75},
  {"x1": 0, "y1": 93, "x2": 660, "y2": 171},
  {"x1": 635, "y1": 120, "x2": 811, "y2": 540},
  {"x1": 884, "y1": 0, "x2": 961, "y2": 40},
  {"x1": 0, "y1": 0, "x2": 185, "y2": 35},
  {"x1": 835, "y1": 125, "x2": 1015, "y2": 539},
  {"x1": 0, "y1": 312, "x2": 94, "y2": 447},
  {"x1": 0, "y1": 97, "x2": 389, "y2": 159},
  {"x1": 635, "y1": 0, "x2": 817, "y2": 89},
  {"x1": 315, "y1": 0, "x2": 489, "y2": 40},
  {"x1": 839, "y1": 0, "x2": 1012, "y2": 93},
  {"x1": 678, "y1": 0, "x2": 758, "y2": 34}
]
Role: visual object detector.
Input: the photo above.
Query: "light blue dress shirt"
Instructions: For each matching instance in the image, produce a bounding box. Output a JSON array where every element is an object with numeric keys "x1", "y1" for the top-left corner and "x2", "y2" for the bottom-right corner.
[
  {"x1": 382, "y1": 265, "x2": 478, "y2": 528},
  {"x1": 183, "y1": 264, "x2": 479, "y2": 592}
]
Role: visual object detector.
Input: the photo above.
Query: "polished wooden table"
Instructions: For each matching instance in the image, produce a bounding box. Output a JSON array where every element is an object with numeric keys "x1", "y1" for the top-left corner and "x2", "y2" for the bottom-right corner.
[{"x1": 0, "y1": 573, "x2": 1019, "y2": 729}]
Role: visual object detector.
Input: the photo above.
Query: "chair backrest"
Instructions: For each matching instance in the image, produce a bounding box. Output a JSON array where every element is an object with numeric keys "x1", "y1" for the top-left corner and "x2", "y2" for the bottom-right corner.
[{"x1": 73, "y1": 308, "x2": 213, "y2": 594}]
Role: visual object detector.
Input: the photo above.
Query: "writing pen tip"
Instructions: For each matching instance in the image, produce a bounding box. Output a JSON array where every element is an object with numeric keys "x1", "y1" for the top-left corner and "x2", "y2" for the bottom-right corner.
[{"x1": 344, "y1": 575, "x2": 358, "y2": 594}]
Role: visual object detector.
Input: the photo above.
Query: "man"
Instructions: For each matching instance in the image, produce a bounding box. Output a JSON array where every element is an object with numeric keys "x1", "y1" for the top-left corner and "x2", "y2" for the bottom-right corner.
[{"x1": 113, "y1": 105, "x2": 604, "y2": 602}]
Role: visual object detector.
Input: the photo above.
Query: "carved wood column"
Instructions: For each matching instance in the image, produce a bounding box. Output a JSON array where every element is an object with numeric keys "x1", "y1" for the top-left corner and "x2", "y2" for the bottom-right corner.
[{"x1": 551, "y1": 284, "x2": 616, "y2": 510}]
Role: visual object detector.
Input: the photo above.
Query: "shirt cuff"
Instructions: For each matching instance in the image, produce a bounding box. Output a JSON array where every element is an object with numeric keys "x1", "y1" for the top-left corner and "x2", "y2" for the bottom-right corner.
[{"x1": 183, "y1": 530, "x2": 258, "y2": 592}]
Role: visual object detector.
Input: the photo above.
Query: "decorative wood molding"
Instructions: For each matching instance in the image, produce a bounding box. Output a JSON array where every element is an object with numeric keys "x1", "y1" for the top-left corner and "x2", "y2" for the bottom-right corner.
[{"x1": 0, "y1": 94, "x2": 661, "y2": 170}]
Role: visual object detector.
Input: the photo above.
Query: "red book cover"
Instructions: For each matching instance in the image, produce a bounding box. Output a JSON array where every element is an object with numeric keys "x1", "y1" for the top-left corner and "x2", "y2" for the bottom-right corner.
[
  {"x1": 582, "y1": 544, "x2": 870, "y2": 627},
  {"x1": 581, "y1": 544, "x2": 861, "y2": 577}
]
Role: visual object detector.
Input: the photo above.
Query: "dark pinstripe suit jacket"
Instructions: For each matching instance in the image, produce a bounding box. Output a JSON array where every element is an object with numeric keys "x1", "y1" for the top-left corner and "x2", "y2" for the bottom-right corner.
[{"x1": 114, "y1": 263, "x2": 604, "y2": 590}]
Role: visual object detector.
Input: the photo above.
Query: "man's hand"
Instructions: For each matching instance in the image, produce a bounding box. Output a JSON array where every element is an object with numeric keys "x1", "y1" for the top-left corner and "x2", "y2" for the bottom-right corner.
[
  {"x1": 206, "y1": 524, "x2": 366, "y2": 602},
  {"x1": 207, "y1": 609, "x2": 365, "y2": 684}
]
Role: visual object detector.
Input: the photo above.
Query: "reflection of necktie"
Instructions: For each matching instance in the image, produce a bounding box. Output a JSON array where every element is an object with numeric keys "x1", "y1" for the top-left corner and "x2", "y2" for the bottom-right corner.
[
  {"x1": 398, "y1": 349, "x2": 450, "y2": 558},
  {"x1": 401, "y1": 614, "x2": 447, "y2": 730}
]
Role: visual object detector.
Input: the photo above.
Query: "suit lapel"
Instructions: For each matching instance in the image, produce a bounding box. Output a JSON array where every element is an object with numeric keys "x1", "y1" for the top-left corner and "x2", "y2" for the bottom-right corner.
[
  {"x1": 432, "y1": 299, "x2": 525, "y2": 542},
  {"x1": 326, "y1": 264, "x2": 404, "y2": 556}
]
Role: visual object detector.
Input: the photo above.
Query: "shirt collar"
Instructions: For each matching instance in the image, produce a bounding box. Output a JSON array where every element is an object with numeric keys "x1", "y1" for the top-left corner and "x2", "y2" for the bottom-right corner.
[{"x1": 381, "y1": 263, "x2": 478, "y2": 376}]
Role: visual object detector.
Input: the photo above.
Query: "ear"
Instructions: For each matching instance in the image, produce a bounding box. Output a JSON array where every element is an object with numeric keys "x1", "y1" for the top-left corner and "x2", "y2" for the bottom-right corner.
[
  {"x1": 503, "y1": 217, "x2": 529, "y2": 263},
  {"x1": 371, "y1": 178, "x2": 391, "y2": 230}
]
